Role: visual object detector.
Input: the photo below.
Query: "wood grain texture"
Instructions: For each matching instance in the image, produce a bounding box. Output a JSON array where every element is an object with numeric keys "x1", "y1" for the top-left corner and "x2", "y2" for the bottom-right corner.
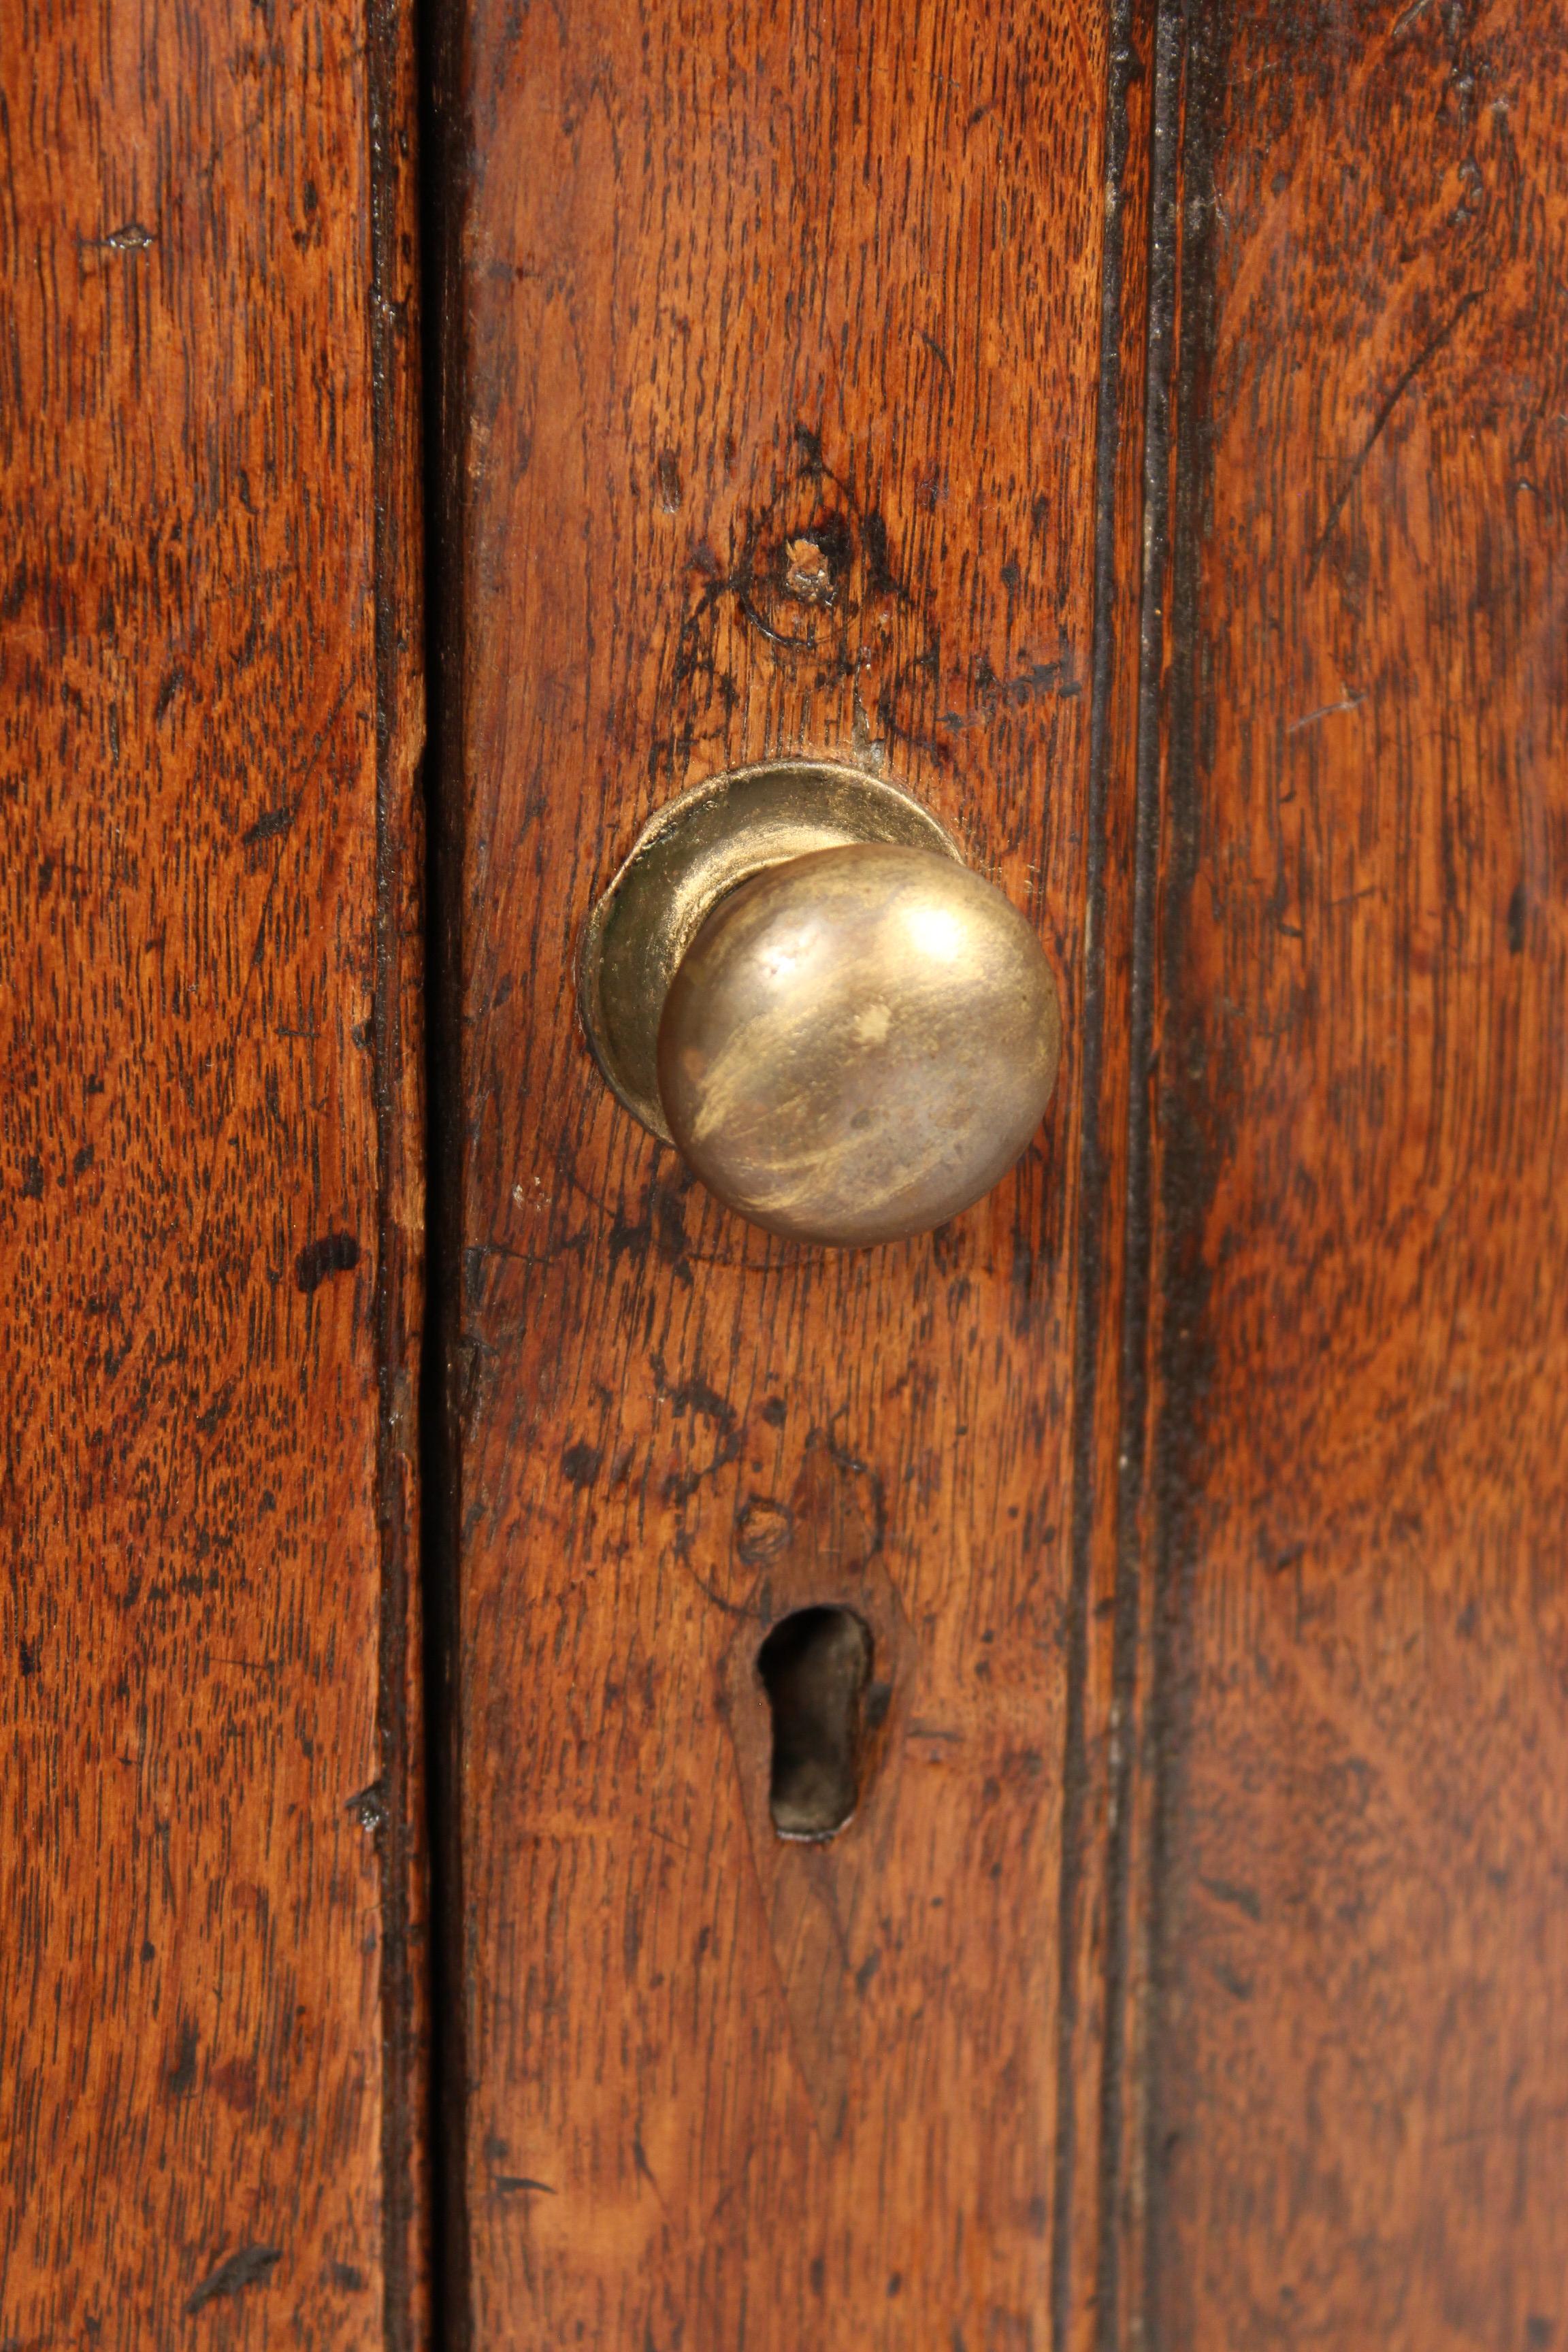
[
  {"x1": 0, "y1": 1, "x2": 425, "y2": 2342},
  {"x1": 1134, "y1": 1, "x2": 1568, "y2": 2342},
  {"x1": 430, "y1": 1, "x2": 1117, "y2": 2340}
]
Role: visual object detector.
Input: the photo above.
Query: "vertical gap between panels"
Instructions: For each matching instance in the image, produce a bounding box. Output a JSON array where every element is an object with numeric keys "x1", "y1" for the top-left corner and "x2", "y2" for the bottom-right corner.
[
  {"x1": 1141, "y1": 5, "x2": 1233, "y2": 2347},
  {"x1": 1051, "y1": 0, "x2": 1144, "y2": 2344},
  {"x1": 1092, "y1": 0, "x2": 1188, "y2": 2345},
  {"x1": 368, "y1": 0, "x2": 426, "y2": 2337},
  {"x1": 416, "y1": 0, "x2": 472, "y2": 2336}
]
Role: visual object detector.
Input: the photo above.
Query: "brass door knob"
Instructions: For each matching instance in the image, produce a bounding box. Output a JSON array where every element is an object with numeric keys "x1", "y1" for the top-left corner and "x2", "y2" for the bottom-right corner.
[{"x1": 580, "y1": 762, "x2": 1062, "y2": 1247}]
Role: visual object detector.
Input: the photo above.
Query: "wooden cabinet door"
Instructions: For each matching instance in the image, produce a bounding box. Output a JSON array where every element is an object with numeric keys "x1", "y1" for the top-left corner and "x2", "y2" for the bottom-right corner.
[
  {"x1": 422, "y1": 1, "x2": 1122, "y2": 2343},
  {"x1": 425, "y1": 0, "x2": 1568, "y2": 2345}
]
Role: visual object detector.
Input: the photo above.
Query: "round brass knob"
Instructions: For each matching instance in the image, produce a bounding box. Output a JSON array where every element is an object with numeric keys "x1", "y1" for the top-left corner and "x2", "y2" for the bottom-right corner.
[
  {"x1": 659, "y1": 845, "x2": 1059, "y2": 1244},
  {"x1": 580, "y1": 761, "x2": 1062, "y2": 1247}
]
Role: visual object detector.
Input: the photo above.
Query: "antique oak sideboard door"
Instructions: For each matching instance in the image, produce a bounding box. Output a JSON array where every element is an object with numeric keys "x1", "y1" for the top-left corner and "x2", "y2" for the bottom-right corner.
[
  {"x1": 425, "y1": 0, "x2": 1568, "y2": 2344},
  {"x1": 421, "y1": 0, "x2": 1129, "y2": 2344}
]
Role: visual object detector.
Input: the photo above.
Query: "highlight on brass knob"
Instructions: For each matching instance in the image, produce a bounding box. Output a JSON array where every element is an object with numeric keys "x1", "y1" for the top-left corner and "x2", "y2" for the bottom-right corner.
[{"x1": 578, "y1": 760, "x2": 1062, "y2": 1247}]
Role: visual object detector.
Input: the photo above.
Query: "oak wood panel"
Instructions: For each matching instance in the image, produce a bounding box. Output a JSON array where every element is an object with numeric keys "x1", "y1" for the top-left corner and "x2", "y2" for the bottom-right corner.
[
  {"x1": 429, "y1": 1, "x2": 1119, "y2": 2340},
  {"x1": 0, "y1": 1, "x2": 425, "y2": 2342},
  {"x1": 1139, "y1": 2, "x2": 1568, "y2": 2342}
]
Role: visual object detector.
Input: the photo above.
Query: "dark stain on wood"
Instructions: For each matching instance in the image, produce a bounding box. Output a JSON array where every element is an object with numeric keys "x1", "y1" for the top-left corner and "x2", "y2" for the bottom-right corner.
[
  {"x1": 293, "y1": 1232, "x2": 363, "y2": 1295},
  {"x1": 184, "y1": 2245, "x2": 283, "y2": 2317}
]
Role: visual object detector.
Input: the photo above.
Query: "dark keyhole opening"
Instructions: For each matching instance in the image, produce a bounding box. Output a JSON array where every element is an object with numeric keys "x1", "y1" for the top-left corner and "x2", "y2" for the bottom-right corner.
[{"x1": 757, "y1": 1606, "x2": 873, "y2": 1841}]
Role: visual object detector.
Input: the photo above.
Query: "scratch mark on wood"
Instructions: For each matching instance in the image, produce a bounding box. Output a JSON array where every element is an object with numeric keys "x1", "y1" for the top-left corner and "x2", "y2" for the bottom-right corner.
[{"x1": 1307, "y1": 291, "x2": 1482, "y2": 579}]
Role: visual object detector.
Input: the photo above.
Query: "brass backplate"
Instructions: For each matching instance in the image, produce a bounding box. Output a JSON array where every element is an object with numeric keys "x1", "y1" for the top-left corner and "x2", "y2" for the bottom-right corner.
[{"x1": 578, "y1": 759, "x2": 962, "y2": 1143}]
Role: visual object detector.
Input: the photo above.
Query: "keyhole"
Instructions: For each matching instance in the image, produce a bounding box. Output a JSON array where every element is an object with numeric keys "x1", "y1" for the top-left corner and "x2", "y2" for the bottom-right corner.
[{"x1": 757, "y1": 1607, "x2": 873, "y2": 1840}]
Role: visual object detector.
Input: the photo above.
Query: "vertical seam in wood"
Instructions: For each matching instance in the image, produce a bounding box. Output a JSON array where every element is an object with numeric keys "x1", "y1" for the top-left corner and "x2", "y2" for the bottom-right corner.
[
  {"x1": 1094, "y1": 3, "x2": 1187, "y2": 2344},
  {"x1": 368, "y1": 0, "x2": 428, "y2": 2337},
  {"x1": 418, "y1": 0, "x2": 472, "y2": 2334},
  {"x1": 1053, "y1": 3, "x2": 1142, "y2": 2343},
  {"x1": 1142, "y1": 8, "x2": 1231, "y2": 2345}
]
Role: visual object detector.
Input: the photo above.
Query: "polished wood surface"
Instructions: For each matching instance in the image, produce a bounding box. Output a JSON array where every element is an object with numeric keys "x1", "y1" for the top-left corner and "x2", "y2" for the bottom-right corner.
[
  {"x1": 10, "y1": 0, "x2": 1563, "y2": 2336},
  {"x1": 0, "y1": 1, "x2": 426, "y2": 2342},
  {"x1": 426, "y1": 0, "x2": 1119, "y2": 2339},
  {"x1": 1124, "y1": 0, "x2": 1568, "y2": 2342}
]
